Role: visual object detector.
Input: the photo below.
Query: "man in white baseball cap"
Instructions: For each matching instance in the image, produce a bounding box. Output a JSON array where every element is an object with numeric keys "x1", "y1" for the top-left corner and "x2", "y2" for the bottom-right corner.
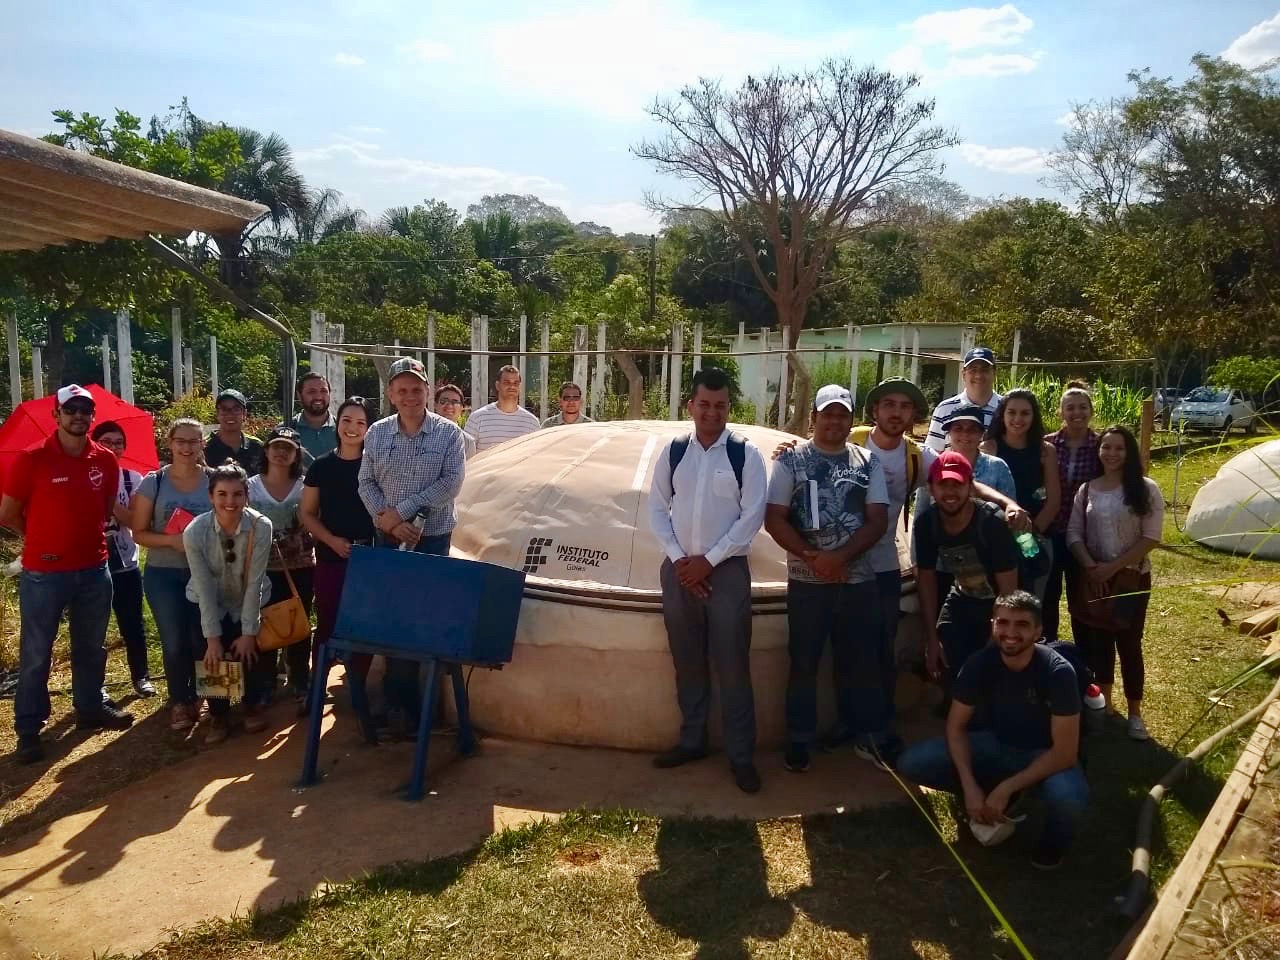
[{"x1": 0, "y1": 384, "x2": 134, "y2": 763}]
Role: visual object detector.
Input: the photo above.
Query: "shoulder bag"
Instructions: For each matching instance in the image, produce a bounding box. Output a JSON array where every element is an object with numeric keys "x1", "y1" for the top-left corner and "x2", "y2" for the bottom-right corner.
[
  {"x1": 1066, "y1": 482, "x2": 1148, "y2": 632},
  {"x1": 241, "y1": 520, "x2": 311, "y2": 651}
]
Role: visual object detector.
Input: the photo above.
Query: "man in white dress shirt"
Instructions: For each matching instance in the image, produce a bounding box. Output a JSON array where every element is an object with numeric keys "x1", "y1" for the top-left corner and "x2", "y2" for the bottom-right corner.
[{"x1": 648, "y1": 367, "x2": 768, "y2": 793}]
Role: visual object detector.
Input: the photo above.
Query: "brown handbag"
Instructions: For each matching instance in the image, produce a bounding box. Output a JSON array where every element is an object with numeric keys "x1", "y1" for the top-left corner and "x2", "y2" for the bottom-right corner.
[{"x1": 1067, "y1": 482, "x2": 1149, "y2": 631}]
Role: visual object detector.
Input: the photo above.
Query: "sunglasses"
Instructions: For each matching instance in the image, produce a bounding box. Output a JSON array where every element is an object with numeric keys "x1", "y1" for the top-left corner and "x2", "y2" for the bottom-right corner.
[
  {"x1": 222, "y1": 537, "x2": 237, "y2": 565},
  {"x1": 437, "y1": 396, "x2": 462, "y2": 406},
  {"x1": 561, "y1": 394, "x2": 583, "y2": 401},
  {"x1": 61, "y1": 403, "x2": 94, "y2": 416}
]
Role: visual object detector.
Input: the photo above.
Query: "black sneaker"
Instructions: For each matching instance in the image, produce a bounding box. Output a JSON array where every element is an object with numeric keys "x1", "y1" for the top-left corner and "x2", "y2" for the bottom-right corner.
[
  {"x1": 783, "y1": 744, "x2": 810, "y2": 772},
  {"x1": 732, "y1": 762, "x2": 762, "y2": 794},
  {"x1": 76, "y1": 703, "x2": 135, "y2": 731},
  {"x1": 854, "y1": 735, "x2": 904, "y2": 772},
  {"x1": 16, "y1": 733, "x2": 43, "y2": 764},
  {"x1": 652, "y1": 745, "x2": 708, "y2": 769},
  {"x1": 1031, "y1": 843, "x2": 1065, "y2": 871}
]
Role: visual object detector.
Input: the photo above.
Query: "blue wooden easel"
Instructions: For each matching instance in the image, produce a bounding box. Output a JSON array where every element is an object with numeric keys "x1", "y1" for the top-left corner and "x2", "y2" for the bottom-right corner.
[{"x1": 299, "y1": 547, "x2": 524, "y2": 801}]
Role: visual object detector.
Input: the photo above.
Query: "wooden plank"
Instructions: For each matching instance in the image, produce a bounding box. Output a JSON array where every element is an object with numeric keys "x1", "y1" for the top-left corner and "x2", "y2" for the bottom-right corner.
[
  {"x1": 1237, "y1": 605, "x2": 1280, "y2": 637},
  {"x1": 1264, "y1": 633, "x2": 1280, "y2": 656},
  {"x1": 1124, "y1": 701, "x2": 1280, "y2": 959}
]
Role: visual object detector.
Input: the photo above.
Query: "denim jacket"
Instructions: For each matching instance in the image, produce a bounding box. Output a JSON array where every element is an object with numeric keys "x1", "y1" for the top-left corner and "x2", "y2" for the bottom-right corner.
[{"x1": 182, "y1": 508, "x2": 273, "y2": 638}]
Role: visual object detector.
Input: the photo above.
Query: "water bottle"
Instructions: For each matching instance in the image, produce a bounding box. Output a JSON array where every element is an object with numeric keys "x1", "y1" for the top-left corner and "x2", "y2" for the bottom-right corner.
[
  {"x1": 398, "y1": 515, "x2": 428, "y2": 552},
  {"x1": 1083, "y1": 683, "x2": 1106, "y2": 735},
  {"x1": 1014, "y1": 530, "x2": 1040, "y2": 559}
]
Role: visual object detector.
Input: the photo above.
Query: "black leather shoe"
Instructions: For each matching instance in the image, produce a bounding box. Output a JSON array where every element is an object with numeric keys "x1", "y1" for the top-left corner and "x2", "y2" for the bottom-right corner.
[
  {"x1": 76, "y1": 703, "x2": 135, "y2": 731},
  {"x1": 16, "y1": 733, "x2": 43, "y2": 764},
  {"x1": 652, "y1": 745, "x2": 708, "y2": 769},
  {"x1": 732, "y1": 762, "x2": 762, "y2": 794}
]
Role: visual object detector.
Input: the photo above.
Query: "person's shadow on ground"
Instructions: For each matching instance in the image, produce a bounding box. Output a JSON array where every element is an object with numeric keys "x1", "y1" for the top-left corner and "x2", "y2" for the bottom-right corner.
[{"x1": 638, "y1": 818, "x2": 793, "y2": 960}]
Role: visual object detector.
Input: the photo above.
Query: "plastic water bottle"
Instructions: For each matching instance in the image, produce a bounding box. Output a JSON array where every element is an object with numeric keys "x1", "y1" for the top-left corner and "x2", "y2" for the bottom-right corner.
[
  {"x1": 1014, "y1": 530, "x2": 1040, "y2": 559},
  {"x1": 1084, "y1": 683, "x2": 1106, "y2": 735},
  {"x1": 398, "y1": 515, "x2": 428, "y2": 552}
]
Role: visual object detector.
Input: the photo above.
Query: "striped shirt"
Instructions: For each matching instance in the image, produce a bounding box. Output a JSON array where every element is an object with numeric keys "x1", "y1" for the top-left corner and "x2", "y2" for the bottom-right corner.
[
  {"x1": 358, "y1": 412, "x2": 466, "y2": 537},
  {"x1": 924, "y1": 390, "x2": 1003, "y2": 452},
  {"x1": 464, "y1": 403, "x2": 541, "y2": 452}
]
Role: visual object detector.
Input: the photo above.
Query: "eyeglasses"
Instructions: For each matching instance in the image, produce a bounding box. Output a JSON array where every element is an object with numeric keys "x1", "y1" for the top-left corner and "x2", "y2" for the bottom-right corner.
[
  {"x1": 437, "y1": 397, "x2": 462, "y2": 406},
  {"x1": 561, "y1": 394, "x2": 582, "y2": 401},
  {"x1": 222, "y1": 537, "x2": 236, "y2": 565},
  {"x1": 171, "y1": 438, "x2": 203, "y2": 448}
]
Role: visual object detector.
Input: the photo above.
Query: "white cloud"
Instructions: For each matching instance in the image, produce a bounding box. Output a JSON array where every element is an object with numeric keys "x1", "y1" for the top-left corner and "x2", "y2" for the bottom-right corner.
[
  {"x1": 1055, "y1": 110, "x2": 1075, "y2": 126},
  {"x1": 333, "y1": 52, "x2": 365, "y2": 67},
  {"x1": 1223, "y1": 12, "x2": 1280, "y2": 68},
  {"x1": 945, "y1": 51, "x2": 1041, "y2": 76},
  {"x1": 295, "y1": 139, "x2": 568, "y2": 211},
  {"x1": 403, "y1": 1, "x2": 859, "y2": 120},
  {"x1": 404, "y1": 38, "x2": 453, "y2": 62},
  {"x1": 956, "y1": 143, "x2": 1048, "y2": 174},
  {"x1": 907, "y1": 4, "x2": 1033, "y2": 52},
  {"x1": 347, "y1": 124, "x2": 385, "y2": 136}
]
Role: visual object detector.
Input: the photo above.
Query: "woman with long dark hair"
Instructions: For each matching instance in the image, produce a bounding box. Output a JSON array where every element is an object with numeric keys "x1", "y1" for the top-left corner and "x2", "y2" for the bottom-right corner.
[
  {"x1": 982, "y1": 389, "x2": 1060, "y2": 599},
  {"x1": 299, "y1": 397, "x2": 375, "y2": 734},
  {"x1": 184, "y1": 462, "x2": 273, "y2": 744},
  {"x1": 248, "y1": 427, "x2": 315, "y2": 713},
  {"x1": 1043, "y1": 382, "x2": 1102, "y2": 642},
  {"x1": 1066, "y1": 425, "x2": 1163, "y2": 740}
]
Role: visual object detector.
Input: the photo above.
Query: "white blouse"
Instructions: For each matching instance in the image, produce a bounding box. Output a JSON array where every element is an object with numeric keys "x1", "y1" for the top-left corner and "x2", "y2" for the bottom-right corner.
[{"x1": 1066, "y1": 479, "x2": 1164, "y2": 573}]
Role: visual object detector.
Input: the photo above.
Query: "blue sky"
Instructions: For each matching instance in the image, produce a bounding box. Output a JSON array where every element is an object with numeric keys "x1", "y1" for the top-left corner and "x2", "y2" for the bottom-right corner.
[{"x1": 3, "y1": 2, "x2": 1279, "y2": 233}]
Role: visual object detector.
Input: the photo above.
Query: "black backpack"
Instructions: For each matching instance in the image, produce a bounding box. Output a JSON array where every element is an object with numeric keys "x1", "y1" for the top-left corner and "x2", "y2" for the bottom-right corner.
[{"x1": 669, "y1": 432, "x2": 747, "y2": 493}]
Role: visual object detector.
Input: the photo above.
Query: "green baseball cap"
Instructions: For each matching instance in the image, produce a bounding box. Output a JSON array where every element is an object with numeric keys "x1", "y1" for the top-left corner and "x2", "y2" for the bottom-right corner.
[{"x1": 864, "y1": 377, "x2": 927, "y2": 416}]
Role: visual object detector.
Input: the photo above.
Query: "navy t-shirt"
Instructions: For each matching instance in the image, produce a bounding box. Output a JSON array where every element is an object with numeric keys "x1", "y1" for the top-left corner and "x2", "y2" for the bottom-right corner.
[
  {"x1": 914, "y1": 499, "x2": 1020, "y2": 606},
  {"x1": 953, "y1": 644, "x2": 1081, "y2": 750},
  {"x1": 303, "y1": 451, "x2": 375, "y2": 563}
]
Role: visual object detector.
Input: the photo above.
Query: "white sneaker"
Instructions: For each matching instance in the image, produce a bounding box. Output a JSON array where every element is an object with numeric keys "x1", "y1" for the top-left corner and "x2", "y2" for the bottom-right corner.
[{"x1": 1128, "y1": 716, "x2": 1150, "y2": 741}]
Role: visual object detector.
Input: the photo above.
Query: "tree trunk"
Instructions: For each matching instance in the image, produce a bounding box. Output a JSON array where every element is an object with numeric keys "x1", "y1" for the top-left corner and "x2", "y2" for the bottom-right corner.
[
  {"x1": 785, "y1": 350, "x2": 811, "y2": 435},
  {"x1": 615, "y1": 349, "x2": 645, "y2": 419},
  {"x1": 46, "y1": 311, "x2": 67, "y2": 389}
]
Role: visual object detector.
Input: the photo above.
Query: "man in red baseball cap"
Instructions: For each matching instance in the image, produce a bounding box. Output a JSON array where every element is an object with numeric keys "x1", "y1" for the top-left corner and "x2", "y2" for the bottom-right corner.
[
  {"x1": 913, "y1": 450, "x2": 1020, "y2": 690},
  {"x1": 0, "y1": 385, "x2": 134, "y2": 763}
]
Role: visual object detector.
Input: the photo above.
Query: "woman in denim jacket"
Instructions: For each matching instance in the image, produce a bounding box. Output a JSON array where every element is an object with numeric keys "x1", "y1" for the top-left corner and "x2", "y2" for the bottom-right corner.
[{"x1": 183, "y1": 461, "x2": 273, "y2": 745}]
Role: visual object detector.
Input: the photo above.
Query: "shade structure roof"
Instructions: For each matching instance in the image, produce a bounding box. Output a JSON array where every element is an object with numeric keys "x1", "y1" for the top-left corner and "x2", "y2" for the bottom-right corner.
[{"x1": 0, "y1": 128, "x2": 268, "y2": 252}]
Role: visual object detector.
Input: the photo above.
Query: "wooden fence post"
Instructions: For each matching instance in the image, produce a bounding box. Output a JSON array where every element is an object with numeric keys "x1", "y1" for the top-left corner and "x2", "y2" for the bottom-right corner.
[
  {"x1": 756, "y1": 328, "x2": 769, "y2": 425},
  {"x1": 594, "y1": 321, "x2": 607, "y2": 417},
  {"x1": 171, "y1": 306, "x2": 183, "y2": 397},
  {"x1": 518, "y1": 313, "x2": 528, "y2": 407},
  {"x1": 7, "y1": 311, "x2": 21, "y2": 408},
  {"x1": 693, "y1": 321, "x2": 703, "y2": 374},
  {"x1": 848, "y1": 324, "x2": 862, "y2": 417},
  {"x1": 426, "y1": 312, "x2": 436, "y2": 393},
  {"x1": 116, "y1": 308, "x2": 134, "y2": 404},
  {"x1": 325, "y1": 323, "x2": 345, "y2": 410},
  {"x1": 911, "y1": 327, "x2": 921, "y2": 383},
  {"x1": 540, "y1": 318, "x2": 550, "y2": 422},
  {"x1": 102, "y1": 334, "x2": 112, "y2": 393},
  {"x1": 668, "y1": 324, "x2": 683, "y2": 420},
  {"x1": 572, "y1": 325, "x2": 589, "y2": 397},
  {"x1": 183, "y1": 347, "x2": 194, "y2": 394},
  {"x1": 31, "y1": 342, "x2": 44, "y2": 398},
  {"x1": 470, "y1": 316, "x2": 483, "y2": 411},
  {"x1": 209, "y1": 336, "x2": 218, "y2": 398}
]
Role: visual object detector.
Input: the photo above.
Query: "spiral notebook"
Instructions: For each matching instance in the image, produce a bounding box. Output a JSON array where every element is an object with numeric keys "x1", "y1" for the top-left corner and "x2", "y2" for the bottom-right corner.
[{"x1": 195, "y1": 661, "x2": 244, "y2": 700}]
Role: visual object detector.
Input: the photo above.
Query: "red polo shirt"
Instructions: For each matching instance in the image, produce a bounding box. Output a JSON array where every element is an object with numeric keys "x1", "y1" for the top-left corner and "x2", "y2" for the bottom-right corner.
[{"x1": 4, "y1": 433, "x2": 119, "y2": 572}]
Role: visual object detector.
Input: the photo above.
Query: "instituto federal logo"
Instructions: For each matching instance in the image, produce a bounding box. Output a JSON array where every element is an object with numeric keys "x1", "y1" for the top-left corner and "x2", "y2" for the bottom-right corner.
[
  {"x1": 522, "y1": 537, "x2": 552, "y2": 574},
  {"x1": 521, "y1": 537, "x2": 610, "y2": 575}
]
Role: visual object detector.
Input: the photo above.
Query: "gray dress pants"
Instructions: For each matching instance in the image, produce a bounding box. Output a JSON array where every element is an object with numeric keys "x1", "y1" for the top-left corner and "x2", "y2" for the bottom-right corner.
[{"x1": 659, "y1": 556, "x2": 756, "y2": 766}]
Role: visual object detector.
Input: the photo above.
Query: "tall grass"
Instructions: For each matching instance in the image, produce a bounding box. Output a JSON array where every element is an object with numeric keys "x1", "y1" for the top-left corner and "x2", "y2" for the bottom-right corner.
[{"x1": 998, "y1": 373, "x2": 1146, "y2": 431}]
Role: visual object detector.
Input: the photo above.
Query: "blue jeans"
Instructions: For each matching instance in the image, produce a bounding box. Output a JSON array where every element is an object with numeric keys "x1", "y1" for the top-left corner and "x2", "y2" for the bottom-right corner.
[
  {"x1": 875, "y1": 570, "x2": 902, "y2": 734},
  {"x1": 16, "y1": 564, "x2": 113, "y2": 736},
  {"x1": 143, "y1": 564, "x2": 202, "y2": 706},
  {"x1": 898, "y1": 732, "x2": 1090, "y2": 855},
  {"x1": 785, "y1": 578, "x2": 887, "y2": 747},
  {"x1": 376, "y1": 530, "x2": 452, "y2": 719}
]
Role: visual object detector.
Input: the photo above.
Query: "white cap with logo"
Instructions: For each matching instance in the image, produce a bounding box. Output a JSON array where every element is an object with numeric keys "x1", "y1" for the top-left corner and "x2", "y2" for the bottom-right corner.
[
  {"x1": 56, "y1": 384, "x2": 94, "y2": 407},
  {"x1": 813, "y1": 384, "x2": 853, "y2": 412}
]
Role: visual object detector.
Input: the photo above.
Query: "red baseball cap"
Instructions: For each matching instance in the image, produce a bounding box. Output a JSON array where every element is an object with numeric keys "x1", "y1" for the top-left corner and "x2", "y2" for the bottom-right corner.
[{"x1": 929, "y1": 450, "x2": 973, "y2": 485}]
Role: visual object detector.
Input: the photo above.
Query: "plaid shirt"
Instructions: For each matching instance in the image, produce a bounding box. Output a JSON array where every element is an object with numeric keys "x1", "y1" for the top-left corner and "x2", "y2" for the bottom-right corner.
[
  {"x1": 358, "y1": 412, "x2": 466, "y2": 537},
  {"x1": 1047, "y1": 428, "x2": 1101, "y2": 532}
]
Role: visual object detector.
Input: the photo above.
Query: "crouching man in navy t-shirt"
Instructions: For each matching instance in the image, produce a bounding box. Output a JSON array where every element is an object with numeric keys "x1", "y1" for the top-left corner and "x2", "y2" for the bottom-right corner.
[{"x1": 897, "y1": 590, "x2": 1089, "y2": 870}]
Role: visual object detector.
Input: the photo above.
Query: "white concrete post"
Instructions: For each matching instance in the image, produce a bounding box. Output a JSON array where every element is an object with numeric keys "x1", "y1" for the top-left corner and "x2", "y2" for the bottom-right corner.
[
  {"x1": 777, "y1": 330, "x2": 790, "y2": 431},
  {"x1": 1011, "y1": 328, "x2": 1022, "y2": 383},
  {"x1": 479, "y1": 316, "x2": 490, "y2": 404},
  {"x1": 326, "y1": 323, "x2": 345, "y2": 409},
  {"x1": 101, "y1": 334, "x2": 112, "y2": 393},
  {"x1": 426, "y1": 313, "x2": 436, "y2": 394},
  {"x1": 539, "y1": 318, "x2": 550, "y2": 421},
  {"x1": 183, "y1": 347, "x2": 194, "y2": 394},
  {"x1": 470, "y1": 316, "x2": 483, "y2": 410},
  {"x1": 518, "y1": 313, "x2": 528, "y2": 407},
  {"x1": 659, "y1": 350, "x2": 668, "y2": 404},
  {"x1": 171, "y1": 306, "x2": 183, "y2": 397},
  {"x1": 593, "y1": 321, "x2": 607, "y2": 417},
  {"x1": 756, "y1": 328, "x2": 769, "y2": 425},
  {"x1": 309, "y1": 310, "x2": 328, "y2": 388},
  {"x1": 31, "y1": 343, "x2": 44, "y2": 399},
  {"x1": 116, "y1": 308, "x2": 134, "y2": 404},
  {"x1": 693, "y1": 321, "x2": 703, "y2": 374},
  {"x1": 911, "y1": 327, "x2": 921, "y2": 383},
  {"x1": 7, "y1": 311, "x2": 21, "y2": 408},
  {"x1": 848, "y1": 324, "x2": 862, "y2": 415},
  {"x1": 737, "y1": 321, "x2": 745, "y2": 352},
  {"x1": 667, "y1": 324, "x2": 683, "y2": 421},
  {"x1": 572, "y1": 325, "x2": 589, "y2": 397},
  {"x1": 209, "y1": 336, "x2": 219, "y2": 398}
]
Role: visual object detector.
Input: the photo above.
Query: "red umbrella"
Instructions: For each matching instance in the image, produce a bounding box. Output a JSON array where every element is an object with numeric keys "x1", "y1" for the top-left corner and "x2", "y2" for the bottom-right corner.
[{"x1": 0, "y1": 384, "x2": 160, "y2": 490}]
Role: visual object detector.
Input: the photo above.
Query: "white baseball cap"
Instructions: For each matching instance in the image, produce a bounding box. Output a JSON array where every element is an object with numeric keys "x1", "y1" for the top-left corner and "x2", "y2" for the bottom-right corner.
[
  {"x1": 56, "y1": 384, "x2": 94, "y2": 407},
  {"x1": 814, "y1": 384, "x2": 853, "y2": 412}
]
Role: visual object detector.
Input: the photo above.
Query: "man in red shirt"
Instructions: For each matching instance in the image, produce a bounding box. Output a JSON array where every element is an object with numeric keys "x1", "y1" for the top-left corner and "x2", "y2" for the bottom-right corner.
[{"x1": 0, "y1": 385, "x2": 134, "y2": 763}]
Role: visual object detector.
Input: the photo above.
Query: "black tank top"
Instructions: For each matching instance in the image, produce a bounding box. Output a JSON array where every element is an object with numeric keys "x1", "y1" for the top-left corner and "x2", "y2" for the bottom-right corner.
[{"x1": 996, "y1": 440, "x2": 1044, "y2": 512}]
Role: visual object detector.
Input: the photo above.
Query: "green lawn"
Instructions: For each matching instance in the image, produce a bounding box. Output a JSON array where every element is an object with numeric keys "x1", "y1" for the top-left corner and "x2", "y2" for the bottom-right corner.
[{"x1": 97, "y1": 435, "x2": 1280, "y2": 960}]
